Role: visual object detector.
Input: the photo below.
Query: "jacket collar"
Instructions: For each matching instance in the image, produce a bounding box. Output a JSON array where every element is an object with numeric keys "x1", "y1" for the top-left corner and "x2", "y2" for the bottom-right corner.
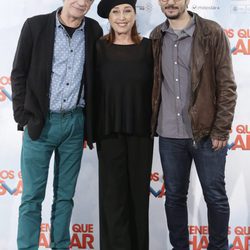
[
  {"x1": 151, "y1": 11, "x2": 211, "y2": 40},
  {"x1": 161, "y1": 11, "x2": 195, "y2": 37}
]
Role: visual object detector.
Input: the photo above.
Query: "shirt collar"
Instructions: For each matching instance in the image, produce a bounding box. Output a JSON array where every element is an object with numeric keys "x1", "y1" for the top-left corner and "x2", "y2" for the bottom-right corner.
[
  {"x1": 161, "y1": 14, "x2": 196, "y2": 37},
  {"x1": 56, "y1": 7, "x2": 85, "y2": 31}
]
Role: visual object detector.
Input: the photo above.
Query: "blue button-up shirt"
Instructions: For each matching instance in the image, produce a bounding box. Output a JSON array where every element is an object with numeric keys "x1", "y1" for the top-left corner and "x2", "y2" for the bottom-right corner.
[{"x1": 49, "y1": 10, "x2": 85, "y2": 112}]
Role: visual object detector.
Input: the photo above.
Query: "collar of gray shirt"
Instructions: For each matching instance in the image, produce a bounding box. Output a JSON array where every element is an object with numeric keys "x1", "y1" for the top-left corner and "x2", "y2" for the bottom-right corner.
[{"x1": 161, "y1": 14, "x2": 196, "y2": 38}]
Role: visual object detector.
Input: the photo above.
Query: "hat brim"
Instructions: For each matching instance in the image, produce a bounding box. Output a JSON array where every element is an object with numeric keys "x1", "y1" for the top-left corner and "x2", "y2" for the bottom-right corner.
[{"x1": 97, "y1": 0, "x2": 136, "y2": 18}]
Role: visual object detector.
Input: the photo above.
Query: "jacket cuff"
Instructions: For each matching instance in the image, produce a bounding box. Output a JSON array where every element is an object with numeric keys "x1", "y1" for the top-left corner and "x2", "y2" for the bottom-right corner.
[
  {"x1": 210, "y1": 131, "x2": 229, "y2": 141},
  {"x1": 17, "y1": 124, "x2": 24, "y2": 131}
]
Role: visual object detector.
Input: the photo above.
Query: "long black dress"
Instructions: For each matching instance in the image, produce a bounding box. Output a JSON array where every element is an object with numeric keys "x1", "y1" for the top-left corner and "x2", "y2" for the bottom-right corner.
[{"x1": 95, "y1": 37, "x2": 154, "y2": 250}]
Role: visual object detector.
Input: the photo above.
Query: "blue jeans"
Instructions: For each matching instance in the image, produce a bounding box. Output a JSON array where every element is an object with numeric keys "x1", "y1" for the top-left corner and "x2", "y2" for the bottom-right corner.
[
  {"x1": 17, "y1": 109, "x2": 84, "y2": 250},
  {"x1": 159, "y1": 136, "x2": 229, "y2": 250}
]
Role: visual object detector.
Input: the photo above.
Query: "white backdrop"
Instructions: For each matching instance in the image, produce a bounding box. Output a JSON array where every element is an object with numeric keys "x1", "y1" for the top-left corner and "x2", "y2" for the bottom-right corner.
[{"x1": 0, "y1": 0, "x2": 250, "y2": 249}]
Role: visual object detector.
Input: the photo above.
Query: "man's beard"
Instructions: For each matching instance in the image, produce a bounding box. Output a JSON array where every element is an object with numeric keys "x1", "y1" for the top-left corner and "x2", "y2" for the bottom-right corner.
[
  {"x1": 164, "y1": 5, "x2": 184, "y2": 20},
  {"x1": 166, "y1": 13, "x2": 181, "y2": 20}
]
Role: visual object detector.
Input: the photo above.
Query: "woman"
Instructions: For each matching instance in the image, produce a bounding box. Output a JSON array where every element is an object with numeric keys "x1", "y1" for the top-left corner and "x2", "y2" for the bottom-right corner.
[{"x1": 95, "y1": 0, "x2": 154, "y2": 249}]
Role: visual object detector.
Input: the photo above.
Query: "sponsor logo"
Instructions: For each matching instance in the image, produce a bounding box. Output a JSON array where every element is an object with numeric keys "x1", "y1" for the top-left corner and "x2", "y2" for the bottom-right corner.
[
  {"x1": 225, "y1": 29, "x2": 250, "y2": 55},
  {"x1": 0, "y1": 76, "x2": 12, "y2": 102},
  {"x1": 231, "y1": 5, "x2": 250, "y2": 13},
  {"x1": 191, "y1": 4, "x2": 220, "y2": 11},
  {"x1": 189, "y1": 225, "x2": 250, "y2": 250},
  {"x1": 229, "y1": 125, "x2": 250, "y2": 150},
  {"x1": 150, "y1": 172, "x2": 165, "y2": 198},
  {"x1": 0, "y1": 169, "x2": 23, "y2": 196},
  {"x1": 39, "y1": 223, "x2": 95, "y2": 249},
  {"x1": 136, "y1": 0, "x2": 153, "y2": 12}
]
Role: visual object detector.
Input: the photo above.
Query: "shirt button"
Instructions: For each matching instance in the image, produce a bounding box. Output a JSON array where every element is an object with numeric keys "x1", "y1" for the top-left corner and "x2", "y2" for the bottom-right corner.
[
  {"x1": 177, "y1": 113, "x2": 180, "y2": 116},
  {"x1": 176, "y1": 78, "x2": 179, "y2": 82},
  {"x1": 174, "y1": 61, "x2": 177, "y2": 65},
  {"x1": 66, "y1": 83, "x2": 69, "y2": 86},
  {"x1": 174, "y1": 44, "x2": 177, "y2": 47},
  {"x1": 63, "y1": 99, "x2": 66, "y2": 102},
  {"x1": 70, "y1": 49, "x2": 73, "y2": 52},
  {"x1": 176, "y1": 96, "x2": 180, "y2": 99}
]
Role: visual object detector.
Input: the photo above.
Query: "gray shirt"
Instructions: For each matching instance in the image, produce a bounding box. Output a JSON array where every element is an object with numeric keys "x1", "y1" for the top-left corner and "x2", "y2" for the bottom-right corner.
[{"x1": 157, "y1": 16, "x2": 195, "y2": 139}]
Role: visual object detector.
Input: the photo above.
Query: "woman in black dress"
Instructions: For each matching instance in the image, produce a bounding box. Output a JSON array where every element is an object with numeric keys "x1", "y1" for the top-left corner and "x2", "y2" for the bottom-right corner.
[{"x1": 95, "y1": 1, "x2": 154, "y2": 249}]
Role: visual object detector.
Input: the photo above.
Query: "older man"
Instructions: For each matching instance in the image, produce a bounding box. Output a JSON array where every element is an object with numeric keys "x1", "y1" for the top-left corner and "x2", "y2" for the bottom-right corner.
[
  {"x1": 150, "y1": 0, "x2": 237, "y2": 249},
  {"x1": 11, "y1": 0, "x2": 102, "y2": 249}
]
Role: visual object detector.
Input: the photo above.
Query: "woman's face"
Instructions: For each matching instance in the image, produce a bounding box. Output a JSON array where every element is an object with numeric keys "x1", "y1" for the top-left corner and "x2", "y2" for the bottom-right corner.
[{"x1": 108, "y1": 4, "x2": 136, "y2": 36}]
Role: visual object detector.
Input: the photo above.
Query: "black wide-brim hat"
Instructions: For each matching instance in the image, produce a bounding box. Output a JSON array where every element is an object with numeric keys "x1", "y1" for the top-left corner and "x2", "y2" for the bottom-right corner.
[{"x1": 97, "y1": 0, "x2": 137, "y2": 18}]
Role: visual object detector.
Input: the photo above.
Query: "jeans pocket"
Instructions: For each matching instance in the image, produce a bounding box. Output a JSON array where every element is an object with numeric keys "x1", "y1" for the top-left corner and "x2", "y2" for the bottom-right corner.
[{"x1": 199, "y1": 136, "x2": 213, "y2": 150}]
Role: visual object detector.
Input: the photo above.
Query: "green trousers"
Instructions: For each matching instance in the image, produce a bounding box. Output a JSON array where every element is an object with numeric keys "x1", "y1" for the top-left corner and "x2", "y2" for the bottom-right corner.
[{"x1": 17, "y1": 109, "x2": 84, "y2": 250}]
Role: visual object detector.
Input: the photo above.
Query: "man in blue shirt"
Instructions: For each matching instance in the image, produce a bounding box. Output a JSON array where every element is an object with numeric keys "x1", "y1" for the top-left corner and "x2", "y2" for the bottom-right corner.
[{"x1": 11, "y1": 0, "x2": 103, "y2": 249}]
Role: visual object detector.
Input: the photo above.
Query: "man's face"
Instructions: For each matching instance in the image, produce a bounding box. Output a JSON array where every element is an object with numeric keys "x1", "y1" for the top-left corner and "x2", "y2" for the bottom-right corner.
[
  {"x1": 158, "y1": 0, "x2": 189, "y2": 20},
  {"x1": 62, "y1": 0, "x2": 93, "y2": 20}
]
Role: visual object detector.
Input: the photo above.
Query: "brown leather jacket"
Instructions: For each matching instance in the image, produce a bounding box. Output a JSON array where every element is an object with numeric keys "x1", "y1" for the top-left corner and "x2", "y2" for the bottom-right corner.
[{"x1": 150, "y1": 12, "x2": 237, "y2": 141}]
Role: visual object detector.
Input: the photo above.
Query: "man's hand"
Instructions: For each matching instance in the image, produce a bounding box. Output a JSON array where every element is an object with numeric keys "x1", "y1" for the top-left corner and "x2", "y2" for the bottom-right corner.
[{"x1": 211, "y1": 138, "x2": 227, "y2": 151}]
